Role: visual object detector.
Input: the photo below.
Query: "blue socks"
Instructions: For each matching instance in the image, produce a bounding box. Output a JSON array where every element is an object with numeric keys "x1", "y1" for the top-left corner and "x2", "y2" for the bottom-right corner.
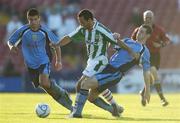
[
  {"x1": 72, "y1": 89, "x2": 89, "y2": 117},
  {"x1": 71, "y1": 90, "x2": 114, "y2": 117},
  {"x1": 50, "y1": 79, "x2": 73, "y2": 111},
  {"x1": 91, "y1": 97, "x2": 113, "y2": 113}
]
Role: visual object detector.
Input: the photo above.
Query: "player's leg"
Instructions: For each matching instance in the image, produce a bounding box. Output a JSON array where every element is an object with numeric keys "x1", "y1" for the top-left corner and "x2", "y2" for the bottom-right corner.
[
  {"x1": 29, "y1": 64, "x2": 73, "y2": 111},
  {"x1": 39, "y1": 75, "x2": 73, "y2": 111},
  {"x1": 76, "y1": 75, "x2": 86, "y2": 93},
  {"x1": 83, "y1": 59, "x2": 119, "y2": 106},
  {"x1": 150, "y1": 52, "x2": 168, "y2": 106},
  {"x1": 74, "y1": 77, "x2": 121, "y2": 117},
  {"x1": 150, "y1": 66, "x2": 168, "y2": 106},
  {"x1": 70, "y1": 63, "x2": 93, "y2": 116},
  {"x1": 89, "y1": 89, "x2": 113, "y2": 113},
  {"x1": 101, "y1": 89, "x2": 117, "y2": 105},
  {"x1": 88, "y1": 89, "x2": 123, "y2": 117},
  {"x1": 69, "y1": 77, "x2": 98, "y2": 118},
  {"x1": 49, "y1": 79, "x2": 73, "y2": 111},
  {"x1": 89, "y1": 71, "x2": 124, "y2": 117}
]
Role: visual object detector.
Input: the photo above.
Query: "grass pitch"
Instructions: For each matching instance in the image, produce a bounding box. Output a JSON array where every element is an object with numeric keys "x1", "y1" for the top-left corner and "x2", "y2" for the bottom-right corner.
[{"x1": 0, "y1": 93, "x2": 180, "y2": 123}]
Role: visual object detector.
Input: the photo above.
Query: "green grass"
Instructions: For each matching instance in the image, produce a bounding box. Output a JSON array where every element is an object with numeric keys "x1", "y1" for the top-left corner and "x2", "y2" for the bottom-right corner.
[{"x1": 0, "y1": 93, "x2": 180, "y2": 123}]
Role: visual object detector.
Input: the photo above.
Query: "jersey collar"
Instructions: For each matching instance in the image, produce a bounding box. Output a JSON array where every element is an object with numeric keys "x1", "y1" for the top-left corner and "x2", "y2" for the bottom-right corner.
[{"x1": 92, "y1": 18, "x2": 98, "y2": 29}]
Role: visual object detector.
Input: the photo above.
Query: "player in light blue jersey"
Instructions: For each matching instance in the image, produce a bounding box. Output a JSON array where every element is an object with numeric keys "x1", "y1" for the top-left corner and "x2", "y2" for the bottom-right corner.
[
  {"x1": 7, "y1": 8, "x2": 73, "y2": 112},
  {"x1": 69, "y1": 24, "x2": 152, "y2": 118}
]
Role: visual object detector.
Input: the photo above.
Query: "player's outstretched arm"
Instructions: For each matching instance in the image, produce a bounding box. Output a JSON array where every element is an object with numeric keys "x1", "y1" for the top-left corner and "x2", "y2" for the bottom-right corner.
[
  {"x1": 117, "y1": 39, "x2": 140, "y2": 60},
  {"x1": 143, "y1": 70, "x2": 151, "y2": 103},
  {"x1": 58, "y1": 36, "x2": 72, "y2": 46},
  {"x1": 113, "y1": 33, "x2": 139, "y2": 60}
]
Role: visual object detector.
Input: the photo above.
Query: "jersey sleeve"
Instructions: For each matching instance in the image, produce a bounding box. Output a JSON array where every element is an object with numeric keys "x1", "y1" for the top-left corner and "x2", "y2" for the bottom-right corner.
[
  {"x1": 97, "y1": 25, "x2": 117, "y2": 45},
  {"x1": 8, "y1": 25, "x2": 25, "y2": 46},
  {"x1": 104, "y1": 32, "x2": 117, "y2": 45},
  {"x1": 141, "y1": 49, "x2": 151, "y2": 71},
  {"x1": 114, "y1": 38, "x2": 130, "y2": 50},
  {"x1": 47, "y1": 31, "x2": 59, "y2": 44},
  {"x1": 67, "y1": 26, "x2": 84, "y2": 42},
  {"x1": 42, "y1": 26, "x2": 59, "y2": 44}
]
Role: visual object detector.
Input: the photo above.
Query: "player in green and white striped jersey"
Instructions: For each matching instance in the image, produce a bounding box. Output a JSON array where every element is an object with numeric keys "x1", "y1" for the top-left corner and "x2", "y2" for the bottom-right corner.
[
  {"x1": 67, "y1": 20, "x2": 118, "y2": 76},
  {"x1": 56, "y1": 9, "x2": 138, "y2": 117},
  {"x1": 68, "y1": 20, "x2": 117, "y2": 60}
]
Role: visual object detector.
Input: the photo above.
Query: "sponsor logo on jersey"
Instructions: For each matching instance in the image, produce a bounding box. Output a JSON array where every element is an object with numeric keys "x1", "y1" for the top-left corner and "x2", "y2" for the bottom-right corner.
[{"x1": 32, "y1": 34, "x2": 38, "y2": 41}]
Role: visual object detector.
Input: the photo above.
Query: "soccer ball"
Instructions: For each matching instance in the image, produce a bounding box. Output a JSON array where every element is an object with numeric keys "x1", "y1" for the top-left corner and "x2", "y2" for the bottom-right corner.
[{"x1": 35, "y1": 103, "x2": 50, "y2": 118}]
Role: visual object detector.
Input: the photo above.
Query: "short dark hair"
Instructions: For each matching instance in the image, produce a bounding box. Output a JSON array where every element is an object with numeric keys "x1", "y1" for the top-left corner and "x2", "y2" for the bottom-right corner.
[
  {"x1": 78, "y1": 9, "x2": 93, "y2": 21},
  {"x1": 27, "y1": 8, "x2": 40, "y2": 17},
  {"x1": 141, "y1": 24, "x2": 152, "y2": 35}
]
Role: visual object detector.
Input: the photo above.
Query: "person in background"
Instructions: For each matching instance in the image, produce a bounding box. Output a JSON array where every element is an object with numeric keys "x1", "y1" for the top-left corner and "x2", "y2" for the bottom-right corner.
[{"x1": 131, "y1": 10, "x2": 170, "y2": 106}]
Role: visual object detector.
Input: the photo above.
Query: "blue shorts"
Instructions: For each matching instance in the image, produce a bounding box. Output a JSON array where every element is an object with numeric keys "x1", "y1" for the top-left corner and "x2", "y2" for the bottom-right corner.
[
  {"x1": 27, "y1": 63, "x2": 51, "y2": 88},
  {"x1": 95, "y1": 64, "x2": 123, "y2": 93}
]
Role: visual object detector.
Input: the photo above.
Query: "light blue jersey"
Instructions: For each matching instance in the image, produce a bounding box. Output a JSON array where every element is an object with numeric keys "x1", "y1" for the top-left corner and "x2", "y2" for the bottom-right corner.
[
  {"x1": 95, "y1": 38, "x2": 150, "y2": 92},
  {"x1": 110, "y1": 38, "x2": 150, "y2": 72},
  {"x1": 8, "y1": 24, "x2": 59, "y2": 69}
]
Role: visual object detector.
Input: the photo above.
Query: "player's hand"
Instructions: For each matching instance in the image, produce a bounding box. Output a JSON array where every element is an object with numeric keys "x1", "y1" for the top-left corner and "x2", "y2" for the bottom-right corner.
[
  {"x1": 54, "y1": 62, "x2": 62, "y2": 71},
  {"x1": 144, "y1": 87, "x2": 151, "y2": 103},
  {"x1": 113, "y1": 32, "x2": 121, "y2": 40},
  {"x1": 153, "y1": 42, "x2": 162, "y2": 48}
]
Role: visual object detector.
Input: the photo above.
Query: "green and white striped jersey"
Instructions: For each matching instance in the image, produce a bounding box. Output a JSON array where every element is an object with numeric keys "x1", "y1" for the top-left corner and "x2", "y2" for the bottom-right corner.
[{"x1": 68, "y1": 20, "x2": 117, "y2": 59}]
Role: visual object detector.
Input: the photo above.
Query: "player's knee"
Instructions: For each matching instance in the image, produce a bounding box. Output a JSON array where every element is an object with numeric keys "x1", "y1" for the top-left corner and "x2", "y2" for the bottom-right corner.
[
  {"x1": 88, "y1": 95, "x2": 95, "y2": 102},
  {"x1": 88, "y1": 89, "x2": 99, "y2": 102},
  {"x1": 81, "y1": 79, "x2": 93, "y2": 90},
  {"x1": 40, "y1": 80, "x2": 50, "y2": 89},
  {"x1": 80, "y1": 80, "x2": 88, "y2": 89},
  {"x1": 39, "y1": 74, "x2": 50, "y2": 89}
]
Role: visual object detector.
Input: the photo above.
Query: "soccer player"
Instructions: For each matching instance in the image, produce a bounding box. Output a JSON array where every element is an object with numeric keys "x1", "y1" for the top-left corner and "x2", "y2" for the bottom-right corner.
[
  {"x1": 55, "y1": 9, "x2": 139, "y2": 116},
  {"x1": 69, "y1": 24, "x2": 152, "y2": 118},
  {"x1": 7, "y1": 8, "x2": 73, "y2": 112},
  {"x1": 131, "y1": 10, "x2": 170, "y2": 106}
]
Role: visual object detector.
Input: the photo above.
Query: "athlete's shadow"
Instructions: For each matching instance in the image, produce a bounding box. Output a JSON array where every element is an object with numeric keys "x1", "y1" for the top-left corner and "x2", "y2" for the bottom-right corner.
[
  {"x1": 0, "y1": 112, "x2": 34, "y2": 115},
  {"x1": 48, "y1": 113, "x2": 180, "y2": 122},
  {"x1": 83, "y1": 115, "x2": 180, "y2": 122},
  {"x1": 119, "y1": 117, "x2": 180, "y2": 122}
]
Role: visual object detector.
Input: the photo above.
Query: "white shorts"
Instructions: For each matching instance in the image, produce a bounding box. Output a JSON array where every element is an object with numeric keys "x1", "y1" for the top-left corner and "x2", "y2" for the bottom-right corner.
[{"x1": 83, "y1": 55, "x2": 108, "y2": 77}]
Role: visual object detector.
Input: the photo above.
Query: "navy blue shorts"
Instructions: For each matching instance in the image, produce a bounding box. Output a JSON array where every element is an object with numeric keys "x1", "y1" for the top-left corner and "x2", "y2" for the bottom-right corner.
[
  {"x1": 95, "y1": 64, "x2": 123, "y2": 93},
  {"x1": 27, "y1": 63, "x2": 51, "y2": 88}
]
